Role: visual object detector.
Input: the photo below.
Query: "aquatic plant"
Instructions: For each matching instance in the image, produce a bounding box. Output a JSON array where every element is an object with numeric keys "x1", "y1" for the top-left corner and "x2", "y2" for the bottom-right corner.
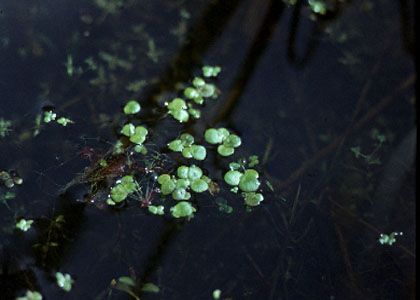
[
  {"x1": 55, "y1": 272, "x2": 74, "y2": 292},
  {"x1": 16, "y1": 219, "x2": 33, "y2": 232},
  {"x1": 379, "y1": 232, "x2": 403, "y2": 246},
  {"x1": 16, "y1": 290, "x2": 43, "y2": 300},
  {"x1": 43, "y1": 111, "x2": 74, "y2": 127},
  {"x1": 0, "y1": 118, "x2": 12, "y2": 138}
]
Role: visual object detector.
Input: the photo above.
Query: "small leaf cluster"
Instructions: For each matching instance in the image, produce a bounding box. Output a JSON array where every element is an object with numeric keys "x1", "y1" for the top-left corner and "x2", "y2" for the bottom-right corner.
[
  {"x1": 158, "y1": 165, "x2": 210, "y2": 200},
  {"x1": 165, "y1": 66, "x2": 221, "y2": 123},
  {"x1": 167, "y1": 133, "x2": 206, "y2": 160},
  {"x1": 55, "y1": 272, "x2": 74, "y2": 292},
  {"x1": 158, "y1": 165, "x2": 211, "y2": 218},
  {"x1": 148, "y1": 205, "x2": 165, "y2": 215},
  {"x1": 0, "y1": 118, "x2": 12, "y2": 138},
  {"x1": 379, "y1": 232, "x2": 403, "y2": 246},
  {"x1": 224, "y1": 164, "x2": 263, "y2": 206},
  {"x1": 107, "y1": 175, "x2": 137, "y2": 205},
  {"x1": 1, "y1": 170, "x2": 23, "y2": 188},
  {"x1": 120, "y1": 100, "x2": 148, "y2": 154},
  {"x1": 16, "y1": 290, "x2": 43, "y2": 300},
  {"x1": 170, "y1": 201, "x2": 197, "y2": 219},
  {"x1": 202, "y1": 65, "x2": 221, "y2": 78},
  {"x1": 43, "y1": 111, "x2": 74, "y2": 126},
  {"x1": 16, "y1": 218, "x2": 34, "y2": 232},
  {"x1": 204, "y1": 128, "x2": 241, "y2": 156}
]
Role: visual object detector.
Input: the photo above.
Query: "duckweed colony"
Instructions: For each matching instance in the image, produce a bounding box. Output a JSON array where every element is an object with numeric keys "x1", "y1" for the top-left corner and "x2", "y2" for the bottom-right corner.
[{"x1": 71, "y1": 67, "x2": 268, "y2": 217}]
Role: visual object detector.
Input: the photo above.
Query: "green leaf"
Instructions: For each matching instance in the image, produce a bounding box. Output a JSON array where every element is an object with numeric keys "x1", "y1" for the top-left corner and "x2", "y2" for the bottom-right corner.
[
  {"x1": 171, "y1": 109, "x2": 189, "y2": 123},
  {"x1": 202, "y1": 65, "x2": 221, "y2": 77},
  {"x1": 224, "y1": 134, "x2": 242, "y2": 148},
  {"x1": 176, "y1": 178, "x2": 190, "y2": 189},
  {"x1": 16, "y1": 219, "x2": 33, "y2": 232},
  {"x1": 180, "y1": 133, "x2": 194, "y2": 145},
  {"x1": 118, "y1": 276, "x2": 136, "y2": 286},
  {"x1": 184, "y1": 87, "x2": 200, "y2": 99},
  {"x1": 148, "y1": 205, "x2": 165, "y2": 215},
  {"x1": 141, "y1": 282, "x2": 160, "y2": 293},
  {"x1": 129, "y1": 126, "x2": 148, "y2": 144},
  {"x1": 172, "y1": 188, "x2": 191, "y2": 201},
  {"x1": 243, "y1": 192, "x2": 264, "y2": 206},
  {"x1": 170, "y1": 201, "x2": 196, "y2": 218},
  {"x1": 181, "y1": 146, "x2": 193, "y2": 158},
  {"x1": 157, "y1": 174, "x2": 171, "y2": 184},
  {"x1": 160, "y1": 180, "x2": 176, "y2": 195},
  {"x1": 187, "y1": 165, "x2": 203, "y2": 180},
  {"x1": 204, "y1": 128, "x2": 223, "y2": 144},
  {"x1": 191, "y1": 179, "x2": 209, "y2": 193},
  {"x1": 199, "y1": 84, "x2": 216, "y2": 98},
  {"x1": 192, "y1": 77, "x2": 205, "y2": 87},
  {"x1": 238, "y1": 169, "x2": 260, "y2": 192},
  {"x1": 123, "y1": 100, "x2": 141, "y2": 114},
  {"x1": 55, "y1": 272, "x2": 74, "y2": 292},
  {"x1": 167, "y1": 98, "x2": 186, "y2": 110},
  {"x1": 56, "y1": 117, "x2": 74, "y2": 126},
  {"x1": 177, "y1": 166, "x2": 189, "y2": 179},
  {"x1": 224, "y1": 170, "x2": 242, "y2": 186},
  {"x1": 120, "y1": 123, "x2": 135, "y2": 137},
  {"x1": 168, "y1": 139, "x2": 184, "y2": 152},
  {"x1": 190, "y1": 145, "x2": 206, "y2": 160},
  {"x1": 217, "y1": 145, "x2": 234, "y2": 156},
  {"x1": 16, "y1": 290, "x2": 43, "y2": 300}
]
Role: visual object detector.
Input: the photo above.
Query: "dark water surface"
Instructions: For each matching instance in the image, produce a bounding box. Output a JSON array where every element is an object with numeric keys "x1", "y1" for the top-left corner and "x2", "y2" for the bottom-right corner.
[{"x1": 0, "y1": 0, "x2": 415, "y2": 299}]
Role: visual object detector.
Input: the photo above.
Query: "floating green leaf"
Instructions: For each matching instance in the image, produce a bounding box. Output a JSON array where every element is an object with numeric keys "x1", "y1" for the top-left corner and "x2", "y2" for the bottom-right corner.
[
  {"x1": 238, "y1": 169, "x2": 260, "y2": 192},
  {"x1": 170, "y1": 201, "x2": 196, "y2": 218},
  {"x1": 16, "y1": 219, "x2": 33, "y2": 232},
  {"x1": 224, "y1": 170, "x2": 242, "y2": 186},
  {"x1": 123, "y1": 100, "x2": 141, "y2": 114},
  {"x1": 55, "y1": 272, "x2": 74, "y2": 292},
  {"x1": 243, "y1": 192, "x2": 264, "y2": 206},
  {"x1": 191, "y1": 178, "x2": 208, "y2": 193}
]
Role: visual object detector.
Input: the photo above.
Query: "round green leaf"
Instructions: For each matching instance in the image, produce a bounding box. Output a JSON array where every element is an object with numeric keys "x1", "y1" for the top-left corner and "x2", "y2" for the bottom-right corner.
[
  {"x1": 191, "y1": 145, "x2": 206, "y2": 160},
  {"x1": 170, "y1": 201, "x2": 196, "y2": 218},
  {"x1": 192, "y1": 77, "x2": 205, "y2": 87},
  {"x1": 191, "y1": 179, "x2": 208, "y2": 193},
  {"x1": 171, "y1": 109, "x2": 189, "y2": 123},
  {"x1": 180, "y1": 133, "x2": 194, "y2": 145},
  {"x1": 120, "y1": 123, "x2": 135, "y2": 137},
  {"x1": 182, "y1": 147, "x2": 193, "y2": 158},
  {"x1": 199, "y1": 84, "x2": 216, "y2": 97},
  {"x1": 224, "y1": 170, "x2": 242, "y2": 186},
  {"x1": 188, "y1": 165, "x2": 203, "y2": 180},
  {"x1": 243, "y1": 192, "x2": 264, "y2": 206},
  {"x1": 123, "y1": 100, "x2": 141, "y2": 114},
  {"x1": 224, "y1": 134, "x2": 242, "y2": 148},
  {"x1": 172, "y1": 188, "x2": 191, "y2": 201},
  {"x1": 177, "y1": 166, "x2": 189, "y2": 179},
  {"x1": 176, "y1": 178, "x2": 190, "y2": 189},
  {"x1": 184, "y1": 87, "x2": 200, "y2": 99},
  {"x1": 157, "y1": 174, "x2": 171, "y2": 184},
  {"x1": 160, "y1": 180, "x2": 176, "y2": 195},
  {"x1": 217, "y1": 144, "x2": 234, "y2": 156},
  {"x1": 168, "y1": 139, "x2": 184, "y2": 152},
  {"x1": 204, "y1": 128, "x2": 223, "y2": 144},
  {"x1": 238, "y1": 170, "x2": 260, "y2": 192},
  {"x1": 167, "y1": 98, "x2": 187, "y2": 111}
]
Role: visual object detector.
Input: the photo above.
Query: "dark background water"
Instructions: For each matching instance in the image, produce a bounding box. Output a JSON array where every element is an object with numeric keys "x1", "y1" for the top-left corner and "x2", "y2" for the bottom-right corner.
[{"x1": 0, "y1": 0, "x2": 416, "y2": 299}]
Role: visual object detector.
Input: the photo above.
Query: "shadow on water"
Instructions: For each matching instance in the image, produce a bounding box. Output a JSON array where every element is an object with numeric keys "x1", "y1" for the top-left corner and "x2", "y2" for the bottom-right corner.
[{"x1": 0, "y1": 0, "x2": 416, "y2": 299}]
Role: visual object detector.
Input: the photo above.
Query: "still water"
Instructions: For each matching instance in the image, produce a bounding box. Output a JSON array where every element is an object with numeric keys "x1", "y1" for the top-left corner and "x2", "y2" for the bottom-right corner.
[{"x1": 0, "y1": 0, "x2": 415, "y2": 299}]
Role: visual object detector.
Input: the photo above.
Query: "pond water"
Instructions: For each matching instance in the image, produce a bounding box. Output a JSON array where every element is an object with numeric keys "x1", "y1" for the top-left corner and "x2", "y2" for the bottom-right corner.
[{"x1": 0, "y1": 0, "x2": 415, "y2": 299}]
